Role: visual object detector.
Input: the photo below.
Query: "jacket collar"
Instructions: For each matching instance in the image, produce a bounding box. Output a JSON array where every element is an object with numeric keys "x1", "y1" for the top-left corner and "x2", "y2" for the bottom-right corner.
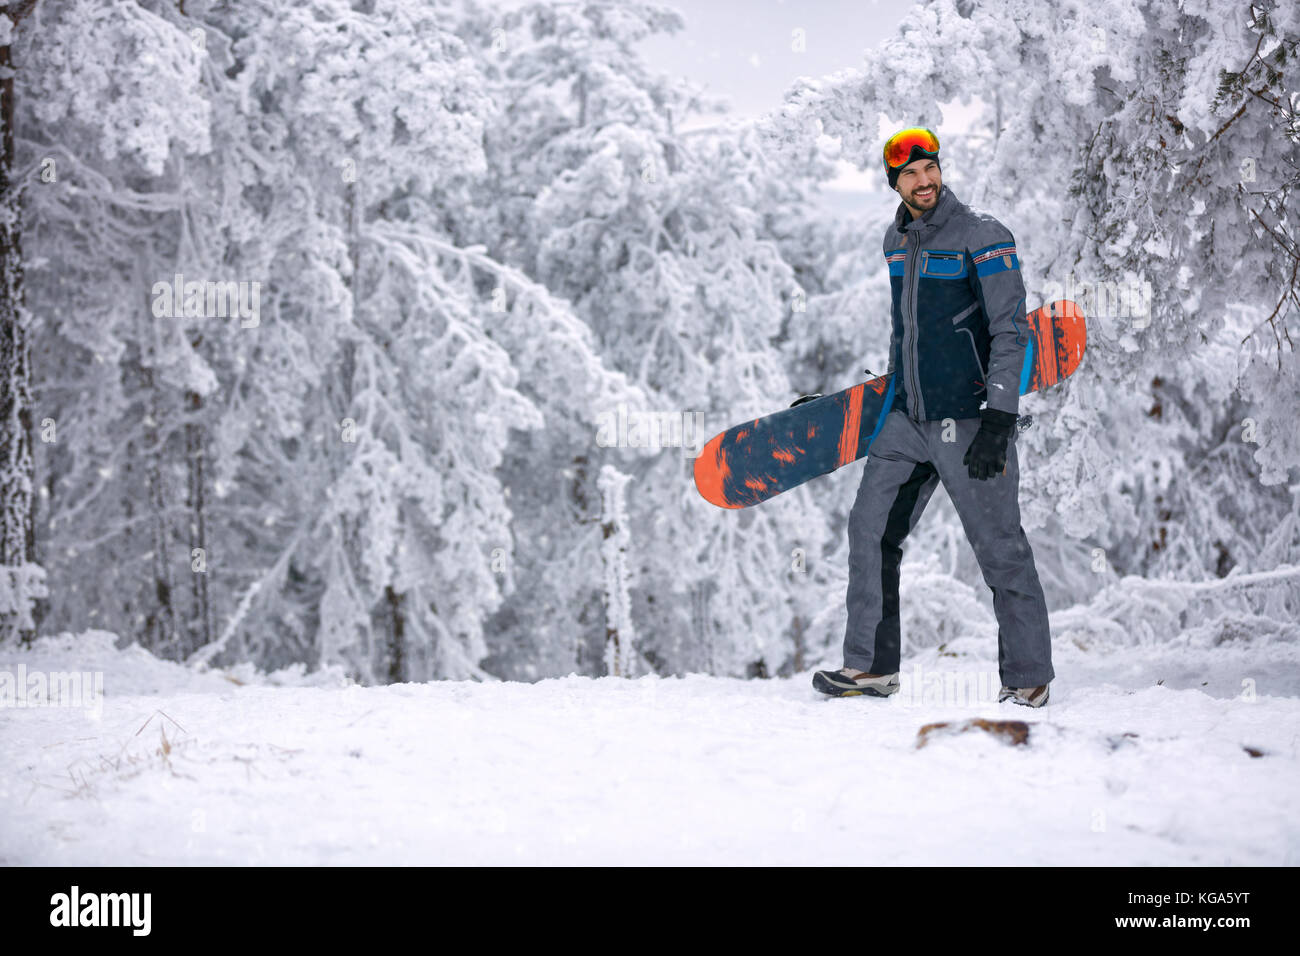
[{"x1": 894, "y1": 183, "x2": 962, "y2": 233}]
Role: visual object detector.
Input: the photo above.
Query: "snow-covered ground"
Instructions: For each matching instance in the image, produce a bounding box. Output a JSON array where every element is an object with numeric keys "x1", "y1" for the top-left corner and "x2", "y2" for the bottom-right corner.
[{"x1": 2, "y1": 630, "x2": 1297, "y2": 865}]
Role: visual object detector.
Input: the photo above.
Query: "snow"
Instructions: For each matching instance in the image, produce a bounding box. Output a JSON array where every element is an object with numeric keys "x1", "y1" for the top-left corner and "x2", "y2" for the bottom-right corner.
[{"x1": 2, "y1": 631, "x2": 1296, "y2": 865}]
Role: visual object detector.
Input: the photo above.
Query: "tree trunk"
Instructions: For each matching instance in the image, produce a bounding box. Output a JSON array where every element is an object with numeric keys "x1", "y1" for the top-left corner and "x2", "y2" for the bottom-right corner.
[
  {"x1": 142, "y1": 371, "x2": 179, "y2": 656},
  {"x1": 385, "y1": 584, "x2": 405, "y2": 683},
  {"x1": 186, "y1": 388, "x2": 212, "y2": 652},
  {"x1": 598, "y1": 465, "x2": 634, "y2": 676},
  {"x1": 0, "y1": 5, "x2": 42, "y2": 645},
  {"x1": 791, "y1": 612, "x2": 805, "y2": 674}
]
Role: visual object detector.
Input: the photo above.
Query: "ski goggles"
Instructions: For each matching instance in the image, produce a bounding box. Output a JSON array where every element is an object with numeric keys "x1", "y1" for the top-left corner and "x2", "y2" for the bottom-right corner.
[{"x1": 883, "y1": 127, "x2": 940, "y2": 168}]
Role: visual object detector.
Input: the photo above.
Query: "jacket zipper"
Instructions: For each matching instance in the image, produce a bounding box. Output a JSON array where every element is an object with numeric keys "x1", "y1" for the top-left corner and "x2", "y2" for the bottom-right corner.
[{"x1": 907, "y1": 231, "x2": 923, "y2": 419}]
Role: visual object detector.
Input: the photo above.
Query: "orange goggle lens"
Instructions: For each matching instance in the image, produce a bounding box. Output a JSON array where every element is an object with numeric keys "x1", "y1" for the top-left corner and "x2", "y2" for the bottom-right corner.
[{"x1": 883, "y1": 128, "x2": 940, "y2": 168}]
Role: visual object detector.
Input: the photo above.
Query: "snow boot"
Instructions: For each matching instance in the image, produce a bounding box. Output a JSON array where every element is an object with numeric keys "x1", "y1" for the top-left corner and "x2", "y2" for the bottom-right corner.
[
  {"x1": 812, "y1": 667, "x2": 900, "y2": 698},
  {"x1": 998, "y1": 683, "x2": 1050, "y2": 708}
]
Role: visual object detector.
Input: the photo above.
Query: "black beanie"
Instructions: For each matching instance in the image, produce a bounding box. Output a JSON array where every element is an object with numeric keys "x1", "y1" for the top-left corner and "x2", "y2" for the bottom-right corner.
[{"x1": 886, "y1": 145, "x2": 941, "y2": 190}]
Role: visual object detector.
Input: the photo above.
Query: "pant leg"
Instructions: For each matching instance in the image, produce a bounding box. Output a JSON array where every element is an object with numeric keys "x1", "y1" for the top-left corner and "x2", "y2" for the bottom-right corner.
[
  {"x1": 843, "y1": 410, "x2": 940, "y2": 674},
  {"x1": 923, "y1": 417, "x2": 1054, "y2": 688}
]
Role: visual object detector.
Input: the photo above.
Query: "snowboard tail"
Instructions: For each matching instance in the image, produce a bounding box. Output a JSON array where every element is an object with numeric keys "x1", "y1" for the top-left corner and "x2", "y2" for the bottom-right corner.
[
  {"x1": 694, "y1": 299, "x2": 1085, "y2": 510},
  {"x1": 693, "y1": 377, "x2": 895, "y2": 509}
]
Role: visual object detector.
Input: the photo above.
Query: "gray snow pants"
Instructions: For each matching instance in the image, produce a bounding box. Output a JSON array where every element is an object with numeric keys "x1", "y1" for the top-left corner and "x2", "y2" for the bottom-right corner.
[{"x1": 844, "y1": 409, "x2": 1054, "y2": 687}]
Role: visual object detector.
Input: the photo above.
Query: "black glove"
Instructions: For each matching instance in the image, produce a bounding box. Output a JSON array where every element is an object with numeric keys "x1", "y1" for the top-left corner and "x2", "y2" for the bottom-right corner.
[
  {"x1": 789, "y1": 393, "x2": 823, "y2": 408},
  {"x1": 963, "y1": 407, "x2": 1019, "y2": 480}
]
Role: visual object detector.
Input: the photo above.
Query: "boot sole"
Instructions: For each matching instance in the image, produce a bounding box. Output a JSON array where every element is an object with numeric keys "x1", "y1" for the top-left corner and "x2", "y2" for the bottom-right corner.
[
  {"x1": 812, "y1": 671, "x2": 900, "y2": 698},
  {"x1": 998, "y1": 689, "x2": 1050, "y2": 708}
]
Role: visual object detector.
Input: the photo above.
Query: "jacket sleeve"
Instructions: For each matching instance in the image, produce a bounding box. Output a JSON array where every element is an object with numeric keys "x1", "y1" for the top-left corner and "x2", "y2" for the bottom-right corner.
[{"x1": 968, "y1": 217, "x2": 1028, "y2": 416}]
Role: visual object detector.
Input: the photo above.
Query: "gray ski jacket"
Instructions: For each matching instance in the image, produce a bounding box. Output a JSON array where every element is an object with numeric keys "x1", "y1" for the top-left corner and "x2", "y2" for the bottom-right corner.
[{"x1": 883, "y1": 183, "x2": 1028, "y2": 421}]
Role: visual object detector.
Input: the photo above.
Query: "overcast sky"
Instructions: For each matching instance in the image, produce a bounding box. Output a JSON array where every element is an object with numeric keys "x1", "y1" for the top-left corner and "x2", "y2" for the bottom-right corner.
[
  {"x1": 637, "y1": 0, "x2": 907, "y2": 118},
  {"x1": 635, "y1": 0, "x2": 984, "y2": 203}
]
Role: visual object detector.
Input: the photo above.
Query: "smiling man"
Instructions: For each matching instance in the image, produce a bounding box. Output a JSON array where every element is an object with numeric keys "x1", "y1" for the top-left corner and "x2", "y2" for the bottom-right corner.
[
  {"x1": 896, "y1": 155, "x2": 940, "y2": 214},
  {"x1": 811, "y1": 127, "x2": 1054, "y2": 708}
]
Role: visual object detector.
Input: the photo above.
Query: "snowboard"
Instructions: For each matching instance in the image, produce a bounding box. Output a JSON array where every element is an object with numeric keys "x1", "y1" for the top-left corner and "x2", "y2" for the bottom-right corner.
[{"x1": 693, "y1": 299, "x2": 1086, "y2": 509}]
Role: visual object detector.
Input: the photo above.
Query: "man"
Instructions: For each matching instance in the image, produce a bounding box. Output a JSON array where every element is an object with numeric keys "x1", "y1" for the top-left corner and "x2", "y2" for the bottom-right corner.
[{"x1": 811, "y1": 127, "x2": 1054, "y2": 707}]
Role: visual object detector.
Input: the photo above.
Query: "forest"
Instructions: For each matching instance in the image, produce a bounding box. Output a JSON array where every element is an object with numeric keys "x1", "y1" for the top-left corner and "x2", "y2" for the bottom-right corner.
[{"x1": 0, "y1": 0, "x2": 1296, "y2": 685}]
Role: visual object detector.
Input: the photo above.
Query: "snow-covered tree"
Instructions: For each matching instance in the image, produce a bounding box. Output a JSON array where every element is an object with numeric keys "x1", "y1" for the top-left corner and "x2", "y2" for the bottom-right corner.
[
  {"x1": 20, "y1": 0, "x2": 638, "y2": 682},
  {"x1": 759, "y1": 0, "x2": 1300, "y2": 644},
  {"x1": 19, "y1": 0, "x2": 215, "y2": 655},
  {"x1": 455, "y1": 1, "x2": 840, "y2": 678}
]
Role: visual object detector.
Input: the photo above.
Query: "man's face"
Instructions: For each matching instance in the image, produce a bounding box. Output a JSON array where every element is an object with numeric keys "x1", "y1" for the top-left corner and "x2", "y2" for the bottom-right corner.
[{"x1": 895, "y1": 158, "x2": 941, "y2": 214}]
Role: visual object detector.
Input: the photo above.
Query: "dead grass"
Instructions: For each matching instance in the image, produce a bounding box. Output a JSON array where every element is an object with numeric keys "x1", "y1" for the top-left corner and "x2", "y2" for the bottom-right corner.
[{"x1": 23, "y1": 708, "x2": 303, "y2": 803}]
